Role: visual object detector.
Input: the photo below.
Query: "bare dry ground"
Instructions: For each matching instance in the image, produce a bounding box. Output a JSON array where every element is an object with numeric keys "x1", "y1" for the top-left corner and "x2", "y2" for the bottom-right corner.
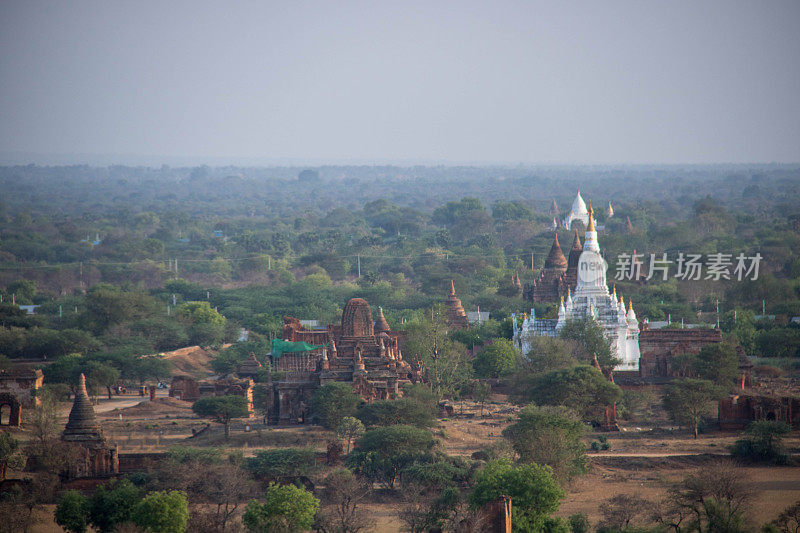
[
  {"x1": 158, "y1": 344, "x2": 220, "y2": 378},
  {"x1": 14, "y1": 394, "x2": 800, "y2": 531}
]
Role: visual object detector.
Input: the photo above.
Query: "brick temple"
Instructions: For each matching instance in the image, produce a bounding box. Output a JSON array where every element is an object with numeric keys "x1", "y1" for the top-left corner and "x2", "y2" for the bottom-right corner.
[
  {"x1": 272, "y1": 297, "x2": 423, "y2": 424},
  {"x1": 524, "y1": 231, "x2": 582, "y2": 304}
]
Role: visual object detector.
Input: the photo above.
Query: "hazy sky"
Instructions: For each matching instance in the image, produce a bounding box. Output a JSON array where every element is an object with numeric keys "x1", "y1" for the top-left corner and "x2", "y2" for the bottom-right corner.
[{"x1": 1, "y1": 1, "x2": 798, "y2": 165}]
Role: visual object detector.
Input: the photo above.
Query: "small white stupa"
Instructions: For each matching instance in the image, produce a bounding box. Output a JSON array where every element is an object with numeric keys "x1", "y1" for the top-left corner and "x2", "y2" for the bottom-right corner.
[{"x1": 563, "y1": 190, "x2": 589, "y2": 230}]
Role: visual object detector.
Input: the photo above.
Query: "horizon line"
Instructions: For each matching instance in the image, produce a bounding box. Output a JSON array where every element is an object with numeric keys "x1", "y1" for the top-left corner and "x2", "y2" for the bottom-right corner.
[{"x1": 1, "y1": 151, "x2": 798, "y2": 168}]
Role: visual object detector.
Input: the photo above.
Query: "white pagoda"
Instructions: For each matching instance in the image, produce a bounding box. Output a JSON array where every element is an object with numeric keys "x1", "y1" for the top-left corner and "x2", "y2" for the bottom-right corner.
[
  {"x1": 513, "y1": 205, "x2": 640, "y2": 371},
  {"x1": 563, "y1": 190, "x2": 589, "y2": 230}
]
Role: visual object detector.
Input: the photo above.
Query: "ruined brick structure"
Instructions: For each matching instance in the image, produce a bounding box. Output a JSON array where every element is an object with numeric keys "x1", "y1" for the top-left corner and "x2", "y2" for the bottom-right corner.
[
  {"x1": 638, "y1": 326, "x2": 723, "y2": 379},
  {"x1": 168, "y1": 375, "x2": 201, "y2": 402},
  {"x1": 169, "y1": 375, "x2": 254, "y2": 415},
  {"x1": 719, "y1": 393, "x2": 800, "y2": 430},
  {"x1": 0, "y1": 367, "x2": 43, "y2": 426},
  {"x1": 446, "y1": 280, "x2": 469, "y2": 330},
  {"x1": 274, "y1": 297, "x2": 423, "y2": 424},
  {"x1": 61, "y1": 374, "x2": 118, "y2": 479}
]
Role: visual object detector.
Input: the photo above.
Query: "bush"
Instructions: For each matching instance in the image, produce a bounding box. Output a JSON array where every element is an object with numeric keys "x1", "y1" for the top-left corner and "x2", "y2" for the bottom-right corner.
[
  {"x1": 130, "y1": 490, "x2": 189, "y2": 533},
  {"x1": 473, "y1": 339, "x2": 521, "y2": 378},
  {"x1": 730, "y1": 420, "x2": 791, "y2": 464},
  {"x1": 243, "y1": 482, "x2": 319, "y2": 532},
  {"x1": 55, "y1": 490, "x2": 90, "y2": 533},
  {"x1": 502, "y1": 405, "x2": 588, "y2": 482},
  {"x1": 568, "y1": 513, "x2": 590, "y2": 533},
  {"x1": 347, "y1": 425, "x2": 437, "y2": 488},
  {"x1": 246, "y1": 448, "x2": 317, "y2": 481}
]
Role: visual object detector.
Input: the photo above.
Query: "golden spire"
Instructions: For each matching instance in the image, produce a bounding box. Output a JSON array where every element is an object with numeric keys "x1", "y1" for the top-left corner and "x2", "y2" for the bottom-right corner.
[
  {"x1": 449, "y1": 280, "x2": 456, "y2": 296},
  {"x1": 560, "y1": 296, "x2": 564, "y2": 306},
  {"x1": 587, "y1": 202, "x2": 595, "y2": 232},
  {"x1": 628, "y1": 299, "x2": 633, "y2": 312}
]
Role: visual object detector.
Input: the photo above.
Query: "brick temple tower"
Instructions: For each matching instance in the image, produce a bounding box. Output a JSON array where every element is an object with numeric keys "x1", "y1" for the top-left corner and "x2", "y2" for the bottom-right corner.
[
  {"x1": 61, "y1": 374, "x2": 118, "y2": 479},
  {"x1": 446, "y1": 280, "x2": 469, "y2": 330}
]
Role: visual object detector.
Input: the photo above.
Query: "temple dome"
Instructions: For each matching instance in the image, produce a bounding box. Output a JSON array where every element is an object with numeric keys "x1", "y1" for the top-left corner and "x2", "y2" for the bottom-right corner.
[{"x1": 571, "y1": 190, "x2": 588, "y2": 217}]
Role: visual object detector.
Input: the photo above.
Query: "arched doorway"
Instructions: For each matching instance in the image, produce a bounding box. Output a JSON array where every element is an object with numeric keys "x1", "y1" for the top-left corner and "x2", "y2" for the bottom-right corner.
[{"x1": 0, "y1": 393, "x2": 21, "y2": 426}]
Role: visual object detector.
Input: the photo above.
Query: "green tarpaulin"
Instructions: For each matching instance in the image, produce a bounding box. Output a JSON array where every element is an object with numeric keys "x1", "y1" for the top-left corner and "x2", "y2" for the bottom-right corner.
[{"x1": 270, "y1": 338, "x2": 327, "y2": 359}]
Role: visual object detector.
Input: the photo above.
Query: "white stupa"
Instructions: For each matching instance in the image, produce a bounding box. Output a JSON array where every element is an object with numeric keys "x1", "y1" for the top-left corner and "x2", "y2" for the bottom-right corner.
[
  {"x1": 514, "y1": 204, "x2": 640, "y2": 371},
  {"x1": 563, "y1": 190, "x2": 589, "y2": 230}
]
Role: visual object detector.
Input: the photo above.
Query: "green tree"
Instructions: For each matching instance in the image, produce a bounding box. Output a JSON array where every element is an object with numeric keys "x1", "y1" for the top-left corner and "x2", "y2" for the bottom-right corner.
[
  {"x1": 243, "y1": 482, "x2": 320, "y2": 533},
  {"x1": 559, "y1": 319, "x2": 619, "y2": 371},
  {"x1": 473, "y1": 339, "x2": 521, "y2": 378},
  {"x1": 491, "y1": 200, "x2": 535, "y2": 222},
  {"x1": 404, "y1": 310, "x2": 473, "y2": 399},
  {"x1": 188, "y1": 321, "x2": 226, "y2": 346},
  {"x1": 662, "y1": 379, "x2": 722, "y2": 438},
  {"x1": 692, "y1": 342, "x2": 740, "y2": 387},
  {"x1": 192, "y1": 395, "x2": 251, "y2": 440},
  {"x1": 7, "y1": 279, "x2": 36, "y2": 304},
  {"x1": 0, "y1": 432, "x2": 24, "y2": 480},
  {"x1": 347, "y1": 425, "x2": 436, "y2": 488},
  {"x1": 469, "y1": 459, "x2": 565, "y2": 532},
  {"x1": 43, "y1": 353, "x2": 84, "y2": 392},
  {"x1": 520, "y1": 365, "x2": 622, "y2": 422},
  {"x1": 311, "y1": 382, "x2": 360, "y2": 429},
  {"x1": 522, "y1": 336, "x2": 578, "y2": 373},
  {"x1": 472, "y1": 380, "x2": 492, "y2": 416},
  {"x1": 730, "y1": 420, "x2": 791, "y2": 464},
  {"x1": 82, "y1": 284, "x2": 158, "y2": 333},
  {"x1": 84, "y1": 360, "x2": 121, "y2": 400},
  {"x1": 88, "y1": 479, "x2": 144, "y2": 533},
  {"x1": 178, "y1": 301, "x2": 226, "y2": 326},
  {"x1": 337, "y1": 416, "x2": 365, "y2": 454},
  {"x1": 355, "y1": 398, "x2": 435, "y2": 428},
  {"x1": 55, "y1": 490, "x2": 90, "y2": 533},
  {"x1": 131, "y1": 490, "x2": 189, "y2": 533},
  {"x1": 502, "y1": 405, "x2": 588, "y2": 483}
]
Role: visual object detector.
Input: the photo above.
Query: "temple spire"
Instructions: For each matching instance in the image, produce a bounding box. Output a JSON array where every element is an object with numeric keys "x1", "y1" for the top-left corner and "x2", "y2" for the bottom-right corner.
[
  {"x1": 62, "y1": 373, "x2": 103, "y2": 442},
  {"x1": 445, "y1": 280, "x2": 469, "y2": 330},
  {"x1": 79, "y1": 372, "x2": 88, "y2": 396},
  {"x1": 374, "y1": 306, "x2": 390, "y2": 333},
  {"x1": 587, "y1": 203, "x2": 595, "y2": 232}
]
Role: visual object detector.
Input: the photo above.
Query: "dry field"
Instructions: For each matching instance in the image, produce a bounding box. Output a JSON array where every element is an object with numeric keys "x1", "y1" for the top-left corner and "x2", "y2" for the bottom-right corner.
[{"x1": 11, "y1": 393, "x2": 800, "y2": 531}]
